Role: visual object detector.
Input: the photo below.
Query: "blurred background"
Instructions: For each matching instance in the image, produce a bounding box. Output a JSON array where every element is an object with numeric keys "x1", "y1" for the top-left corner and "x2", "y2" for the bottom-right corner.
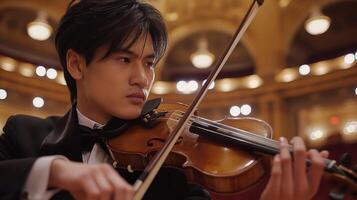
[{"x1": 0, "y1": 0, "x2": 356, "y2": 199}]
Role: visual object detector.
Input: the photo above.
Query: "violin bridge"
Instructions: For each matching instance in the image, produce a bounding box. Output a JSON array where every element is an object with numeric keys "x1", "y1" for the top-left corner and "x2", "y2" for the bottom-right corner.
[{"x1": 167, "y1": 111, "x2": 182, "y2": 133}]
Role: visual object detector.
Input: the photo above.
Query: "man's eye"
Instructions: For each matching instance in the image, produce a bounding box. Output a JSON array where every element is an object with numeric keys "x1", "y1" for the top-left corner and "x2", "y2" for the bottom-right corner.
[
  {"x1": 146, "y1": 62, "x2": 155, "y2": 68},
  {"x1": 118, "y1": 57, "x2": 130, "y2": 63}
]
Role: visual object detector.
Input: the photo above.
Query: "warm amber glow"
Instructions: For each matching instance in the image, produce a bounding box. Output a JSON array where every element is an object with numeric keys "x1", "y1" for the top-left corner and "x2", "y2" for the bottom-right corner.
[
  {"x1": 0, "y1": 89, "x2": 7, "y2": 100},
  {"x1": 190, "y1": 38, "x2": 215, "y2": 69},
  {"x1": 32, "y1": 97, "x2": 45, "y2": 108},
  {"x1": 229, "y1": 106, "x2": 240, "y2": 117},
  {"x1": 276, "y1": 68, "x2": 298, "y2": 82},
  {"x1": 0, "y1": 57, "x2": 16, "y2": 71},
  {"x1": 305, "y1": 9, "x2": 330, "y2": 35},
  {"x1": 309, "y1": 129, "x2": 324, "y2": 140},
  {"x1": 152, "y1": 81, "x2": 170, "y2": 94},
  {"x1": 299, "y1": 64, "x2": 311, "y2": 75},
  {"x1": 18, "y1": 63, "x2": 35, "y2": 77},
  {"x1": 245, "y1": 75, "x2": 263, "y2": 88},
  {"x1": 217, "y1": 79, "x2": 237, "y2": 92},
  {"x1": 27, "y1": 12, "x2": 52, "y2": 41},
  {"x1": 56, "y1": 71, "x2": 67, "y2": 85}
]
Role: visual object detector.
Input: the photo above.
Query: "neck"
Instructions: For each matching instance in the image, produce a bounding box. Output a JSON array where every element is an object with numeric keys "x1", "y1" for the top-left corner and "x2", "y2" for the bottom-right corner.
[{"x1": 76, "y1": 96, "x2": 111, "y2": 125}]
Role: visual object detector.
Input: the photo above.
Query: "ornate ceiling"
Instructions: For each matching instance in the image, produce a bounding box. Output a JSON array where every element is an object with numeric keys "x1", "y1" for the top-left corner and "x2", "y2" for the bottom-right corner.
[{"x1": 0, "y1": 0, "x2": 356, "y2": 81}]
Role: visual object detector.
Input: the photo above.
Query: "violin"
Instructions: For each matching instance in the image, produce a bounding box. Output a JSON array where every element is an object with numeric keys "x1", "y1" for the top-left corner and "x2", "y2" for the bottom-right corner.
[
  {"x1": 106, "y1": 99, "x2": 357, "y2": 196},
  {"x1": 106, "y1": 0, "x2": 357, "y2": 199},
  {"x1": 107, "y1": 100, "x2": 271, "y2": 193}
]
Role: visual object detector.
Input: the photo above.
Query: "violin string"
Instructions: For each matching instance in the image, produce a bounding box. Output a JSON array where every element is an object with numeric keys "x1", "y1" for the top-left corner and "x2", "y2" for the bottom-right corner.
[
  {"x1": 169, "y1": 111, "x2": 277, "y2": 148},
  {"x1": 171, "y1": 111, "x2": 277, "y2": 145},
  {"x1": 166, "y1": 111, "x2": 337, "y2": 172},
  {"x1": 169, "y1": 111, "x2": 283, "y2": 152}
]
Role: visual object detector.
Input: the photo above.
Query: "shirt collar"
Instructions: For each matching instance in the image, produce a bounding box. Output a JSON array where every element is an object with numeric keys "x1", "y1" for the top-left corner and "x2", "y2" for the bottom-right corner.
[{"x1": 76, "y1": 108, "x2": 105, "y2": 129}]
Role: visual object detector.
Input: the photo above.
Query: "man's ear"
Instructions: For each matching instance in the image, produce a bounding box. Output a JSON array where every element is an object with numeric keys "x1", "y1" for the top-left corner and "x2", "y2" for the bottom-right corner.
[{"x1": 66, "y1": 49, "x2": 85, "y2": 80}]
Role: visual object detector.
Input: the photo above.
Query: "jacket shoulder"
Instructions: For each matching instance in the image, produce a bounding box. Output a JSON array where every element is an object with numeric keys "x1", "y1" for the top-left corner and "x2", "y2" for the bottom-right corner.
[
  {"x1": 2, "y1": 114, "x2": 62, "y2": 156},
  {"x1": 3, "y1": 114, "x2": 60, "y2": 133}
]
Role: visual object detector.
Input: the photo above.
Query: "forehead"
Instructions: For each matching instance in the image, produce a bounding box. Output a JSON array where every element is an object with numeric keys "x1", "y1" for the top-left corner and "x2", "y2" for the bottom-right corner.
[
  {"x1": 122, "y1": 34, "x2": 154, "y2": 54},
  {"x1": 94, "y1": 34, "x2": 155, "y2": 60}
]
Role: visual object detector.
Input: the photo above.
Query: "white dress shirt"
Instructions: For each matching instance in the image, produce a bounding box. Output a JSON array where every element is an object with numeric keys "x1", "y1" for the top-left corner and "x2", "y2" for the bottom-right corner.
[{"x1": 23, "y1": 109, "x2": 110, "y2": 200}]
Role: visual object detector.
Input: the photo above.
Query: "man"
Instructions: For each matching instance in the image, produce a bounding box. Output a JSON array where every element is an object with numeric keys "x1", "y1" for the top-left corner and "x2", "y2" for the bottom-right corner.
[{"x1": 0, "y1": 0, "x2": 327, "y2": 199}]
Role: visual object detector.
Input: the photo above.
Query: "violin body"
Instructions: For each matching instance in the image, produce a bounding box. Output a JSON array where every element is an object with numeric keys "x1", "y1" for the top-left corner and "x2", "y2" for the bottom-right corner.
[{"x1": 107, "y1": 103, "x2": 272, "y2": 193}]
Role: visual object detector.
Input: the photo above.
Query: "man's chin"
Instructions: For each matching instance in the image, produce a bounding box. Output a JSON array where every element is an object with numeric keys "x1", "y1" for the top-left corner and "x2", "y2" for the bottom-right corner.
[{"x1": 115, "y1": 109, "x2": 142, "y2": 120}]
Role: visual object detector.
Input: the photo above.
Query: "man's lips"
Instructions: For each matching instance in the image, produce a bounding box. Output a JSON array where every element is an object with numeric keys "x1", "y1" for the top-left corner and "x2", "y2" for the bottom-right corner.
[{"x1": 126, "y1": 92, "x2": 146, "y2": 102}]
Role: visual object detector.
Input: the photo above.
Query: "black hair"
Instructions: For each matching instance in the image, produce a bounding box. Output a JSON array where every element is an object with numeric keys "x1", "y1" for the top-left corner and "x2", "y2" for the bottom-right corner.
[{"x1": 55, "y1": 0, "x2": 168, "y2": 103}]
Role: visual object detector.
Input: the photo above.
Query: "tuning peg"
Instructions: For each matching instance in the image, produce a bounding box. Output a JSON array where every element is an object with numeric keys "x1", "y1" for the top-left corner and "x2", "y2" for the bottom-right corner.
[{"x1": 339, "y1": 153, "x2": 352, "y2": 168}]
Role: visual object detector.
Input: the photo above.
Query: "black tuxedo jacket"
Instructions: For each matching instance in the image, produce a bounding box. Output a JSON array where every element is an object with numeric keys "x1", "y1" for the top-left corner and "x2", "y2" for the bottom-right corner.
[{"x1": 0, "y1": 106, "x2": 210, "y2": 200}]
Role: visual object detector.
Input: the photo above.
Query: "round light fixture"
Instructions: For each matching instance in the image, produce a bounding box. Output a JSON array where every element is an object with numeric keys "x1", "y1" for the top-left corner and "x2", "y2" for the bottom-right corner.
[
  {"x1": 190, "y1": 38, "x2": 215, "y2": 69},
  {"x1": 32, "y1": 97, "x2": 45, "y2": 108},
  {"x1": 0, "y1": 89, "x2": 7, "y2": 100},
  {"x1": 305, "y1": 9, "x2": 330, "y2": 35},
  {"x1": 299, "y1": 64, "x2": 310, "y2": 75},
  {"x1": 27, "y1": 11, "x2": 53, "y2": 41},
  {"x1": 230, "y1": 106, "x2": 241, "y2": 117}
]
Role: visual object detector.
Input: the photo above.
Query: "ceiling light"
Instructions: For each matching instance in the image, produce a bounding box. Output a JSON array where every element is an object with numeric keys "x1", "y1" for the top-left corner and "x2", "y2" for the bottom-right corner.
[
  {"x1": 313, "y1": 64, "x2": 329, "y2": 75},
  {"x1": 241, "y1": 104, "x2": 252, "y2": 116},
  {"x1": 46, "y1": 68, "x2": 57, "y2": 79},
  {"x1": 187, "y1": 80, "x2": 198, "y2": 92},
  {"x1": 19, "y1": 63, "x2": 35, "y2": 77},
  {"x1": 299, "y1": 64, "x2": 311, "y2": 75},
  {"x1": 0, "y1": 89, "x2": 7, "y2": 100},
  {"x1": 305, "y1": 9, "x2": 331, "y2": 35},
  {"x1": 344, "y1": 53, "x2": 355, "y2": 65},
  {"x1": 355, "y1": 87, "x2": 357, "y2": 96},
  {"x1": 152, "y1": 82, "x2": 170, "y2": 94},
  {"x1": 276, "y1": 68, "x2": 298, "y2": 82},
  {"x1": 246, "y1": 75, "x2": 262, "y2": 88},
  {"x1": 190, "y1": 38, "x2": 215, "y2": 69},
  {"x1": 343, "y1": 121, "x2": 357, "y2": 135},
  {"x1": 36, "y1": 66, "x2": 46, "y2": 76},
  {"x1": 32, "y1": 97, "x2": 45, "y2": 108},
  {"x1": 27, "y1": 11, "x2": 53, "y2": 41},
  {"x1": 230, "y1": 106, "x2": 240, "y2": 117},
  {"x1": 310, "y1": 129, "x2": 324, "y2": 140},
  {"x1": 176, "y1": 81, "x2": 187, "y2": 93},
  {"x1": 0, "y1": 57, "x2": 16, "y2": 71},
  {"x1": 217, "y1": 79, "x2": 236, "y2": 92}
]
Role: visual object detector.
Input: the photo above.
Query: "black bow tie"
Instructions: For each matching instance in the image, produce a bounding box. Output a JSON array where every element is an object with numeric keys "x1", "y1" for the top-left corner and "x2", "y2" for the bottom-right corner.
[
  {"x1": 78, "y1": 117, "x2": 131, "y2": 152},
  {"x1": 79, "y1": 125, "x2": 106, "y2": 152}
]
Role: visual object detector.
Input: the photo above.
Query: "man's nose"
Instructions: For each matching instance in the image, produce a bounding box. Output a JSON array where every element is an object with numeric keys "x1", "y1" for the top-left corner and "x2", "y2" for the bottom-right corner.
[{"x1": 129, "y1": 62, "x2": 149, "y2": 88}]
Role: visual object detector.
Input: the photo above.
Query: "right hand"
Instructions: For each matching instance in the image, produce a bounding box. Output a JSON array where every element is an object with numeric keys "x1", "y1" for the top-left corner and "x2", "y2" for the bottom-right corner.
[{"x1": 49, "y1": 159, "x2": 134, "y2": 200}]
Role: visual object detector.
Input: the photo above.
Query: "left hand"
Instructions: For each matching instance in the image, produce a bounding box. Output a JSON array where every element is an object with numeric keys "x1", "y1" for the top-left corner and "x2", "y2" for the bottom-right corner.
[{"x1": 260, "y1": 137, "x2": 329, "y2": 200}]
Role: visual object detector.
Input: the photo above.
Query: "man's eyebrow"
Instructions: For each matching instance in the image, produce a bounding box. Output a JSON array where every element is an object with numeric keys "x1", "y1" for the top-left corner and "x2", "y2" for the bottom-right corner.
[{"x1": 111, "y1": 49, "x2": 156, "y2": 59}]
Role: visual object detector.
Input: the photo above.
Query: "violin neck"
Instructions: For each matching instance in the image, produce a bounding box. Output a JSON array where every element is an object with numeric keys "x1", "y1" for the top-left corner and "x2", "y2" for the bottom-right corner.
[
  {"x1": 190, "y1": 121, "x2": 281, "y2": 155},
  {"x1": 189, "y1": 121, "x2": 343, "y2": 175}
]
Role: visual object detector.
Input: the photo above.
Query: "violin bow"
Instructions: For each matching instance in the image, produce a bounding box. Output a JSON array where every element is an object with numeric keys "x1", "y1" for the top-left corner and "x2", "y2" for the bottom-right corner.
[{"x1": 132, "y1": 0, "x2": 265, "y2": 199}]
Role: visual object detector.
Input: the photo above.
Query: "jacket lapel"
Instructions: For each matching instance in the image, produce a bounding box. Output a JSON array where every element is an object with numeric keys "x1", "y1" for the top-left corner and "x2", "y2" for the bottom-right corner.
[{"x1": 39, "y1": 105, "x2": 82, "y2": 162}]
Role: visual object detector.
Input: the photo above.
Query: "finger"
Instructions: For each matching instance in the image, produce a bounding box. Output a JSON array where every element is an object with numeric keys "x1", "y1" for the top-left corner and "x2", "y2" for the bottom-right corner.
[
  {"x1": 279, "y1": 137, "x2": 294, "y2": 199},
  {"x1": 320, "y1": 150, "x2": 329, "y2": 159},
  {"x1": 291, "y1": 137, "x2": 308, "y2": 194},
  {"x1": 93, "y1": 170, "x2": 113, "y2": 200},
  {"x1": 262, "y1": 155, "x2": 282, "y2": 199},
  {"x1": 81, "y1": 175, "x2": 101, "y2": 200},
  {"x1": 105, "y1": 166, "x2": 134, "y2": 200},
  {"x1": 307, "y1": 149, "x2": 325, "y2": 196}
]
